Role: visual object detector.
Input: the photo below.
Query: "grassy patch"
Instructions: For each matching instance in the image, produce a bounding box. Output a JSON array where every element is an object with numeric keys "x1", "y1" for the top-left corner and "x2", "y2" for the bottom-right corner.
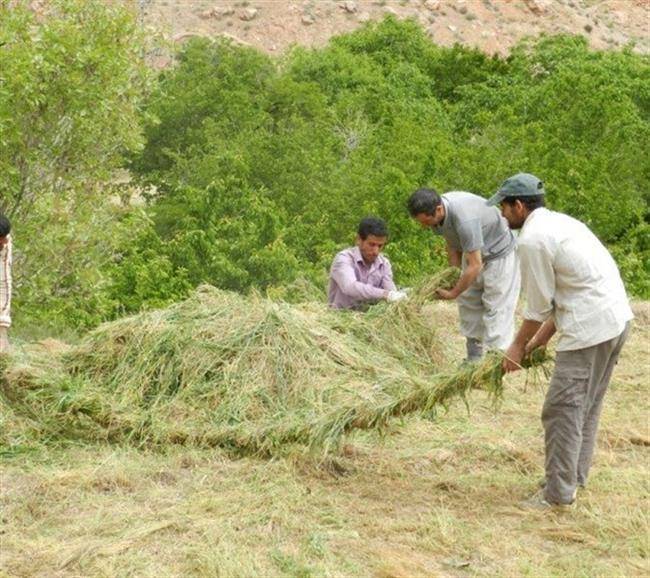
[{"x1": 1, "y1": 305, "x2": 647, "y2": 576}]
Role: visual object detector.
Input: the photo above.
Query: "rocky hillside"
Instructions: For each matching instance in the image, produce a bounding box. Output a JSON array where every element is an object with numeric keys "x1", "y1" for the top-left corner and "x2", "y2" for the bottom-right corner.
[{"x1": 137, "y1": 0, "x2": 649, "y2": 63}]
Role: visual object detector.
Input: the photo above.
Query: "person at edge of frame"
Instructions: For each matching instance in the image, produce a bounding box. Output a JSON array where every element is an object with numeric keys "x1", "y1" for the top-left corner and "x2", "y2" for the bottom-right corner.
[{"x1": 0, "y1": 213, "x2": 12, "y2": 354}]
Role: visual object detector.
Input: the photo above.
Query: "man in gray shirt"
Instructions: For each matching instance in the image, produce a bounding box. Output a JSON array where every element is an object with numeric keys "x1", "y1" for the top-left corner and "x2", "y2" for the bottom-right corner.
[{"x1": 407, "y1": 188, "x2": 520, "y2": 361}]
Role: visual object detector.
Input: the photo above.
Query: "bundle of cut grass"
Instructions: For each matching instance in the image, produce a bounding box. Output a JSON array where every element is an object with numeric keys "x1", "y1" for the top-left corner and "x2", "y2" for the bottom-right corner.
[{"x1": 0, "y1": 269, "x2": 546, "y2": 455}]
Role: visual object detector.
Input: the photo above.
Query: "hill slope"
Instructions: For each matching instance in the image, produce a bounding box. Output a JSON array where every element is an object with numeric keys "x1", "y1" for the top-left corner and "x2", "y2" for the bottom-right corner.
[{"x1": 136, "y1": 0, "x2": 649, "y2": 65}]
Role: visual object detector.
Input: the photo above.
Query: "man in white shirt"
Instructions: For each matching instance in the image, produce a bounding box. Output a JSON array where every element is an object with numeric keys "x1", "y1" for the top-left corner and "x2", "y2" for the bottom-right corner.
[
  {"x1": 0, "y1": 214, "x2": 12, "y2": 354},
  {"x1": 328, "y1": 217, "x2": 407, "y2": 310},
  {"x1": 488, "y1": 173, "x2": 633, "y2": 508}
]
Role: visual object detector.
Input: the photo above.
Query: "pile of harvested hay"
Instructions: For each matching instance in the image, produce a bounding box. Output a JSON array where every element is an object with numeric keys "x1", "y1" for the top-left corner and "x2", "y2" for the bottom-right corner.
[{"x1": 0, "y1": 269, "x2": 547, "y2": 456}]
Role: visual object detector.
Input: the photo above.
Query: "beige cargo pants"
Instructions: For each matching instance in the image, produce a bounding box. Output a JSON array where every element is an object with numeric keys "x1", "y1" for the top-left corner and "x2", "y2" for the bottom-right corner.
[
  {"x1": 542, "y1": 322, "x2": 632, "y2": 504},
  {"x1": 457, "y1": 249, "x2": 520, "y2": 359}
]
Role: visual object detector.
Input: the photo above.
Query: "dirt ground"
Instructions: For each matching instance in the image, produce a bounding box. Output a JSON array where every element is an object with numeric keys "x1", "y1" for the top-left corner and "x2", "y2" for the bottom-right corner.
[
  {"x1": 132, "y1": 0, "x2": 650, "y2": 67},
  {"x1": 1, "y1": 301, "x2": 648, "y2": 577}
]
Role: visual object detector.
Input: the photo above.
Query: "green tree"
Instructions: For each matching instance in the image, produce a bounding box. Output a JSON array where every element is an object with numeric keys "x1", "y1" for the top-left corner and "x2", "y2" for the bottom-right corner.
[
  {"x1": 124, "y1": 23, "x2": 649, "y2": 309},
  {"x1": 0, "y1": 0, "x2": 152, "y2": 328}
]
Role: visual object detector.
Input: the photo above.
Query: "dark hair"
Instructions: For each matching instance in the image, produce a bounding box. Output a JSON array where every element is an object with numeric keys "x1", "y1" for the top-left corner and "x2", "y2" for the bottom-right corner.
[
  {"x1": 0, "y1": 214, "x2": 10, "y2": 237},
  {"x1": 407, "y1": 188, "x2": 442, "y2": 217},
  {"x1": 500, "y1": 195, "x2": 546, "y2": 211},
  {"x1": 357, "y1": 216, "x2": 388, "y2": 240}
]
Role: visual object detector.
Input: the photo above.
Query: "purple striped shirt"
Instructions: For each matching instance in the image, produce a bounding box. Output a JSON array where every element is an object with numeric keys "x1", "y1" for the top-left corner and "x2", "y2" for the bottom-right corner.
[{"x1": 328, "y1": 246, "x2": 396, "y2": 310}]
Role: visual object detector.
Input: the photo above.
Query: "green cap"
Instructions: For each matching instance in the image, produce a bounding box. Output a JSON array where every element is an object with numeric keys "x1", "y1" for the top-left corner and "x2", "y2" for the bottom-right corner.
[{"x1": 486, "y1": 173, "x2": 545, "y2": 206}]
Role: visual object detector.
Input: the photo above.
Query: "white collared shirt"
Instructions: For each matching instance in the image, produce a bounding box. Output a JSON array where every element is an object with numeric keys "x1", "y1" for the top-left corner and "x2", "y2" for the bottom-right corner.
[{"x1": 518, "y1": 208, "x2": 633, "y2": 351}]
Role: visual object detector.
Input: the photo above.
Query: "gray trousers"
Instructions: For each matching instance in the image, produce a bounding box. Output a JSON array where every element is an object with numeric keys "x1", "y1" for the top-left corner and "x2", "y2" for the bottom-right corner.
[
  {"x1": 543, "y1": 322, "x2": 631, "y2": 504},
  {"x1": 457, "y1": 249, "x2": 520, "y2": 358}
]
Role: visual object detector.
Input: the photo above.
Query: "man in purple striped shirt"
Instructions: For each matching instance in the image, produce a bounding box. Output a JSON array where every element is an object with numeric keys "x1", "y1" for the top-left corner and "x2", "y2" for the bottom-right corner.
[{"x1": 328, "y1": 217, "x2": 407, "y2": 310}]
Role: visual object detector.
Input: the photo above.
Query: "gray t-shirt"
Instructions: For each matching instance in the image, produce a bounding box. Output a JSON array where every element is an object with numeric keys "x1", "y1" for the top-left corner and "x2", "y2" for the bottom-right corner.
[{"x1": 434, "y1": 191, "x2": 515, "y2": 262}]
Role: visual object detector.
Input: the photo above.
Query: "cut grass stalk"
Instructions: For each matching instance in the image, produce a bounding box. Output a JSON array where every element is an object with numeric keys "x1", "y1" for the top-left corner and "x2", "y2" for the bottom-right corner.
[{"x1": 0, "y1": 269, "x2": 547, "y2": 456}]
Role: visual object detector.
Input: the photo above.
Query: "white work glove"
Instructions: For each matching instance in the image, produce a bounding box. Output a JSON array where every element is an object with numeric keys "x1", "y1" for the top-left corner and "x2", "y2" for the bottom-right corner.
[
  {"x1": 386, "y1": 290, "x2": 408, "y2": 303},
  {"x1": 0, "y1": 326, "x2": 9, "y2": 354}
]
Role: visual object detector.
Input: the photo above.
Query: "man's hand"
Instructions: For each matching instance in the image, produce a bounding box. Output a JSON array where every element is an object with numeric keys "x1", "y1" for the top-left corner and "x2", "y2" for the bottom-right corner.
[
  {"x1": 387, "y1": 290, "x2": 408, "y2": 303},
  {"x1": 503, "y1": 319, "x2": 544, "y2": 373},
  {"x1": 436, "y1": 288, "x2": 457, "y2": 300},
  {"x1": 525, "y1": 318, "x2": 556, "y2": 355},
  {"x1": 0, "y1": 326, "x2": 9, "y2": 354},
  {"x1": 503, "y1": 342, "x2": 525, "y2": 373},
  {"x1": 438, "y1": 250, "x2": 481, "y2": 302},
  {"x1": 524, "y1": 341, "x2": 538, "y2": 356}
]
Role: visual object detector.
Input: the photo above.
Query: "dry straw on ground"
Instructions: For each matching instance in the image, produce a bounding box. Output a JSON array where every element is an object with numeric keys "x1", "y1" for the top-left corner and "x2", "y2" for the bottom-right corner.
[{"x1": 0, "y1": 268, "x2": 546, "y2": 456}]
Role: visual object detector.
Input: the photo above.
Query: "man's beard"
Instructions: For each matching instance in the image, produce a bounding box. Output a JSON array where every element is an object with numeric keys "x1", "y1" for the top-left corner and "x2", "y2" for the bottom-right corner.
[{"x1": 508, "y1": 216, "x2": 525, "y2": 230}]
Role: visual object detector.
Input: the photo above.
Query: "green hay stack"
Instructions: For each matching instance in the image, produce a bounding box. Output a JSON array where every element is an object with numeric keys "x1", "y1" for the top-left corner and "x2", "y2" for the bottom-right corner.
[{"x1": 0, "y1": 269, "x2": 541, "y2": 456}]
